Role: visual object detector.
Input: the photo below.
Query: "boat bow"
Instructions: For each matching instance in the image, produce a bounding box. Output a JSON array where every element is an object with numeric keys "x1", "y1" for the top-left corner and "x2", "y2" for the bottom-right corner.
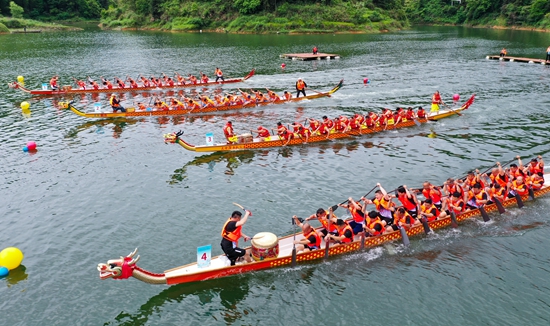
[{"x1": 97, "y1": 248, "x2": 167, "y2": 284}]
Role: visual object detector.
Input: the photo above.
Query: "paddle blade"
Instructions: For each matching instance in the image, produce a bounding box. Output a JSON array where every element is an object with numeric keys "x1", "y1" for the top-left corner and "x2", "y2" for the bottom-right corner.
[
  {"x1": 528, "y1": 188, "x2": 535, "y2": 200},
  {"x1": 515, "y1": 193, "x2": 524, "y2": 208},
  {"x1": 450, "y1": 212, "x2": 458, "y2": 228},
  {"x1": 330, "y1": 205, "x2": 338, "y2": 212},
  {"x1": 479, "y1": 206, "x2": 490, "y2": 222},
  {"x1": 291, "y1": 247, "x2": 297, "y2": 267},
  {"x1": 399, "y1": 227, "x2": 410, "y2": 247},
  {"x1": 414, "y1": 119, "x2": 421, "y2": 127},
  {"x1": 493, "y1": 197, "x2": 506, "y2": 214},
  {"x1": 324, "y1": 239, "x2": 330, "y2": 259},
  {"x1": 421, "y1": 217, "x2": 431, "y2": 235}
]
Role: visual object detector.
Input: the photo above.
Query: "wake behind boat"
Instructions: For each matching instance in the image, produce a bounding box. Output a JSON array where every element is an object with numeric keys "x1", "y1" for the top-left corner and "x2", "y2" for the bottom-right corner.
[
  {"x1": 8, "y1": 69, "x2": 255, "y2": 96},
  {"x1": 97, "y1": 159, "x2": 549, "y2": 286},
  {"x1": 59, "y1": 80, "x2": 343, "y2": 119},
  {"x1": 164, "y1": 94, "x2": 475, "y2": 153}
]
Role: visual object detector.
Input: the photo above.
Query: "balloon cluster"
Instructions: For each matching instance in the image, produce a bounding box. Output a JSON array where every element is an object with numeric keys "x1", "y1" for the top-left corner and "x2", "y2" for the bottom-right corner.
[
  {"x1": 23, "y1": 141, "x2": 37, "y2": 152},
  {"x1": 363, "y1": 78, "x2": 370, "y2": 85},
  {"x1": 0, "y1": 247, "x2": 24, "y2": 278}
]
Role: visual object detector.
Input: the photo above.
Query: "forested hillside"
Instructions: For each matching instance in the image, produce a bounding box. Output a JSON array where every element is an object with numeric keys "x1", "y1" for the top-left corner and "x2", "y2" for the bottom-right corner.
[
  {"x1": 405, "y1": 0, "x2": 550, "y2": 29},
  {"x1": 1, "y1": 0, "x2": 549, "y2": 31}
]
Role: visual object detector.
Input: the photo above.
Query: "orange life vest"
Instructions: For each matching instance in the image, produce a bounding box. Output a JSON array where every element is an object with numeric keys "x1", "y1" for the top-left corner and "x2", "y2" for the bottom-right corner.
[
  {"x1": 296, "y1": 81, "x2": 305, "y2": 90},
  {"x1": 338, "y1": 224, "x2": 354, "y2": 243},
  {"x1": 349, "y1": 206, "x2": 364, "y2": 223},
  {"x1": 421, "y1": 203, "x2": 439, "y2": 222},
  {"x1": 221, "y1": 219, "x2": 241, "y2": 242},
  {"x1": 512, "y1": 180, "x2": 528, "y2": 196},
  {"x1": 397, "y1": 211, "x2": 415, "y2": 225},
  {"x1": 398, "y1": 193, "x2": 417, "y2": 211},
  {"x1": 303, "y1": 229, "x2": 321, "y2": 249},
  {"x1": 320, "y1": 217, "x2": 337, "y2": 233}
]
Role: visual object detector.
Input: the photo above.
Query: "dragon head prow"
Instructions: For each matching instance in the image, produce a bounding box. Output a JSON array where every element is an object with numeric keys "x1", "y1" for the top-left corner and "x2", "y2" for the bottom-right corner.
[{"x1": 97, "y1": 248, "x2": 140, "y2": 280}]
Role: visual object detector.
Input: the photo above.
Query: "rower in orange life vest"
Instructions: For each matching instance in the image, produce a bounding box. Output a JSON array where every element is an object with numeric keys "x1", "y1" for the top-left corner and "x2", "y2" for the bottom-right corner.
[
  {"x1": 109, "y1": 94, "x2": 126, "y2": 113},
  {"x1": 277, "y1": 122, "x2": 294, "y2": 146},
  {"x1": 283, "y1": 91, "x2": 292, "y2": 101},
  {"x1": 419, "y1": 181, "x2": 444, "y2": 211},
  {"x1": 304, "y1": 207, "x2": 338, "y2": 237},
  {"x1": 417, "y1": 106, "x2": 427, "y2": 119},
  {"x1": 508, "y1": 175, "x2": 530, "y2": 198},
  {"x1": 50, "y1": 75, "x2": 59, "y2": 90},
  {"x1": 362, "y1": 183, "x2": 396, "y2": 227},
  {"x1": 325, "y1": 219, "x2": 354, "y2": 245},
  {"x1": 466, "y1": 182, "x2": 489, "y2": 209},
  {"x1": 220, "y1": 209, "x2": 253, "y2": 266},
  {"x1": 320, "y1": 116, "x2": 333, "y2": 135},
  {"x1": 395, "y1": 207, "x2": 419, "y2": 230},
  {"x1": 254, "y1": 125, "x2": 270, "y2": 139},
  {"x1": 336, "y1": 197, "x2": 366, "y2": 235},
  {"x1": 431, "y1": 90, "x2": 442, "y2": 114},
  {"x1": 223, "y1": 121, "x2": 237, "y2": 143},
  {"x1": 449, "y1": 191, "x2": 466, "y2": 215},
  {"x1": 296, "y1": 78, "x2": 307, "y2": 98},
  {"x1": 420, "y1": 198, "x2": 445, "y2": 222},
  {"x1": 291, "y1": 122, "x2": 311, "y2": 143},
  {"x1": 73, "y1": 77, "x2": 86, "y2": 90},
  {"x1": 291, "y1": 216, "x2": 322, "y2": 252},
  {"x1": 363, "y1": 211, "x2": 389, "y2": 236},
  {"x1": 396, "y1": 185, "x2": 420, "y2": 218},
  {"x1": 87, "y1": 76, "x2": 100, "y2": 90},
  {"x1": 101, "y1": 77, "x2": 113, "y2": 89},
  {"x1": 527, "y1": 156, "x2": 544, "y2": 177},
  {"x1": 313, "y1": 46, "x2": 318, "y2": 55},
  {"x1": 215, "y1": 68, "x2": 224, "y2": 82}
]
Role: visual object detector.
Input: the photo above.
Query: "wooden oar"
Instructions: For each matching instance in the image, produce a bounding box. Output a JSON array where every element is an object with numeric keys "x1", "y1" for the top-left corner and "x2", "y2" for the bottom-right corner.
[
  {"x1": 306, "y1": 87, "x2": 329, "y2": 97},
  {"x1": 399, "y1": 226, "x2": 410, "y2": 247},
  {"x1": 442, "y1": 101, "x2": 462, "y2": 117},
  {"x1": 291, "y1": 217, "x2": 297, "y2": 267},
  {"x1": 515, "y1": 193, "x2": 525, "y2": 208},
  {"x1": 479, "y1": 205, "x2": 490, "y2": 222},
  {"x1": 492, "y1": 197, "x2": 506, "y2": 214},
  {"x1": 420, "y1": 217, "x2": 431, "y2": 235},
  {"x1": 331, "y1": 185, "x2": 378, "y2": 211},
  {"x1": 450, "y1": 212, "x2": 458, "y2": 228},
  {"x1": 528, "y1": 187, "x2": 535, "y2": 200}
]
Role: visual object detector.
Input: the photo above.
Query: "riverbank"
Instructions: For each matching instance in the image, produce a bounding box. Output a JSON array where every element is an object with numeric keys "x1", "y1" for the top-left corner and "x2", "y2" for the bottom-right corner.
[{"x1": 0, "y1": 17, "x2": 81, "y2": 33}]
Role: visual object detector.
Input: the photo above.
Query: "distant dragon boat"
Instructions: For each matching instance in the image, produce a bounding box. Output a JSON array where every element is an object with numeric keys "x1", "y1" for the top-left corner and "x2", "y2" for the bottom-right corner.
[
  {"x1": 59, "y1": 80, "x2": 343, "y2": 119},
  {"x1": 8, "y1": 69, "x2": 255, "y2": 95},
  {"x1": 97, "y1": 164, "x2": 549, "y2": 286},
  {"x1": 164, "y1": 94, "x2": 476, "y2": 153}
]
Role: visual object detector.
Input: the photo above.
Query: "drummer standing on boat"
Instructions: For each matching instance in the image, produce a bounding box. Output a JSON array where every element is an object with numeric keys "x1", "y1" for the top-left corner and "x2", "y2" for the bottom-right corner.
[
  {"x1": 296, "y1": 78, "x2": 307, "y2": 98},
  {"x1": 109, "y1": 94, "x2": 126, "y2": 113},
  {"x1": 215, "y1": 68, "x2": 224, "y2": 82},
  {"x1": 221, "y1": 210, "x2": 253, "y2": 266},
  {"x1": 50, "y1": 75, "x2": 59, "y2": 90},
  {"x1": 431, "y1": 91, "x2": 442, "y2": 114},
  {"x1": 223, "y1": 121, "x2": 236, "y2": 143}
]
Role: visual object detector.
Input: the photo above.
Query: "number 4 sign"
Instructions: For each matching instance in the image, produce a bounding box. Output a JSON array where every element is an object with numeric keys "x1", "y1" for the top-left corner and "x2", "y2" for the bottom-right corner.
[{"x1": 197, "y1": 244, "x2": 212, "y2": 268}]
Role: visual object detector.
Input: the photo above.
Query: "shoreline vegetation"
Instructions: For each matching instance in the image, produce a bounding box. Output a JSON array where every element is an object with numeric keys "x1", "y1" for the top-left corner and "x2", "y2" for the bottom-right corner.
[
  {"x1": 1, "y1": 0, "x2": 549, "y2": 34},
  {"x1": 0, "y1": 18, "x2": 81, "y2": 33}
]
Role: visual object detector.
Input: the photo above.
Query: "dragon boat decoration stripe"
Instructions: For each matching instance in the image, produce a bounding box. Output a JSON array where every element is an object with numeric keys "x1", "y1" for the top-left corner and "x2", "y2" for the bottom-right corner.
[
  {"x1": 163, "y1": 94, "x2": 476, "y2": 153},
  {"x1": 97, "y1": 168, "x2": 550, "y2": 285},
  {"x1": 59, "y1": 80, "x2": 343, "y2": 119},
  {"x1": 8, "y1": 69, "x2": 255, "y2": 95}
]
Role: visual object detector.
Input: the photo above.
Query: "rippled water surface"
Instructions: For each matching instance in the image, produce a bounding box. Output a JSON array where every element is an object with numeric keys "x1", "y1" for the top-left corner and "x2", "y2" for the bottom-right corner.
[{"x1": 1, "y1": 26, "x2": 550, "y2": 325}]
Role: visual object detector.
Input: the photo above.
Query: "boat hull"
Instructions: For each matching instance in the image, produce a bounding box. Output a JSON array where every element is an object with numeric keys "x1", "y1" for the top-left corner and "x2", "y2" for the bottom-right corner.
[{"x1": 10, "y1": 69, "x2": 255, "y2": 95}]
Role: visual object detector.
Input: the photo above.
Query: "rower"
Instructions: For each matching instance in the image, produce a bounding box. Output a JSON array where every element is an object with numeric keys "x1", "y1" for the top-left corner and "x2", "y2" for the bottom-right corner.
[
  {"x1": 188, "y1": 74, "x2": 198, "y2": 84},
  {"x1": 200, "y1": 73, "x2": 209, "y2": 84},
  {"x1": 101, "y1": 77, "x2": 113, "y2": 89},
  {"x1": 325, "y1": 219, "x2": 354, "y2": 245},
  {"x1": 396, "y1": 185, "x2": 419, "y2": 218},
  {"x1": 449, "y1": 191, "x2": 466, "y2": 215},
  {"x1": 140, "y1": 76, "x2": 151, "y2": 87},
  {"x1": 220, "y1": 209, "x2": 253, "y2": 266},
  {"x1": 420, "y1": 198, "x2": 444, "y2": 222},
  {"x1": 304, "y1": 208, "x2": 338, "y2": 237},
  {"x1": 419, "y1": 181, "x2": 443, "y2": 211},
  {"x1": 114, "y1": 77, "x2": 125, "y2": 88},
  {"x1": 466, "y1": 183, "x2": 489, "y2": 210},
  {"x1": 320, "y1": 116, "x2": 333, "y2": 135},
  {"x1": 88, "y1": 77, "x2": 100, "y2": 90},
  {"x1": 127, "y1": 77, "x2": 138, "y2": 88},
  {"x1": 417, "y1": 107, "x2": 427, "y2": 119},
  {"x1": 136, "y1": 102, "x2": 147, "y2": 111},
  {"x1": 337, "y1": 197, "x2": 365, "y2": 235},
  {"x1": 276, "y1": 122, "x2": 288, "y2": 137},
  {"x1": 255, "y1": 126, "x2": 270, "y2": 139},
  {"x1": 291, "y1": 122, "x2": 311, "y2": 143},
  {"x1": 527, "y1": 156, "x2": 544, "y2": 176},
  {"x1": 291, "y1": 216, "x2": 322, "y2": 252},
  {"x1": 363, "y1": 211, "x2": 389, "y2": 236},
  {"x1": 362, "y1": 183, "x2": 395, "y2": 227},
  {"x1": 395, "y1": 207, "x2": 419, "y2": 230},
  {"x1": 531, "y1": 172, "x2": 544, "y2": 190},
  {"x1": 283, "y1": 91, "x2": 292, "y2": 101},
  {"x1": 500, "y1": 48, "x2": 507, "y2": 57},
  {"x1": 508, "y1": 176, "x2": 529, "y2": 198},
  {"x1": 406, "y1": 107, "x2": 416, "y2": 120},
  {"x1": 488, "y1": 182, "x2": 507, "y2": 203}
]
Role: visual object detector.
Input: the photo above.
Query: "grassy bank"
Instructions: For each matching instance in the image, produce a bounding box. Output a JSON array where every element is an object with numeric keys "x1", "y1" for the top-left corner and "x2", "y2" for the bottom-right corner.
[{"x1": 0, "y1": 17, "x2": 82, "y2": 32}]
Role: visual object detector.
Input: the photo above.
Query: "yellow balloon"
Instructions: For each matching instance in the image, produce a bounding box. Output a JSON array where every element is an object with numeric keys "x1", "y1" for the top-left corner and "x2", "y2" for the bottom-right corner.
[
  {"x1": 17, "y1": 75, "x2": 24, "y2": 83},
  {"x1": 20, "y1": 101, "x2": 30, "y2": 110},
  {"x1": 0, "y1": 247, "x2": 24, "y2": 271}
]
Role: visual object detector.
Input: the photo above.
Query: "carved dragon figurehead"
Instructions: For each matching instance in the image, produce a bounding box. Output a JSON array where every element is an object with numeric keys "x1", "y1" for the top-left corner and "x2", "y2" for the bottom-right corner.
[
  {"x1": 8, "y1": 82, "x2": 20, "y2": 89},
  {"x1": 163, "y1": 130, "x2": 183, "y2": 144},
  {"x1": 97, "y1": 248, "x2": 166, "y2": 284},
  {"x1": 97, "y1": 248, "x2": 141, "y2": 280}
]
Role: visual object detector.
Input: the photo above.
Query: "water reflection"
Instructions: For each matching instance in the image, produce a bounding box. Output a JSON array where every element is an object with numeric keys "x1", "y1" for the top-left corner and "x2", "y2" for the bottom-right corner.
[
  {"x1": 104, "y1": 277, "x2": 250, "y2": 326},
  {"x1": 168, "y1": 151, "x2": 257, "y2": 185},
  {"x1": 4, "y1": 265, "x2": 28, "y2": 287},
  {"x1": 65, "y1": 118, "x2": 145, "y2": 138}
]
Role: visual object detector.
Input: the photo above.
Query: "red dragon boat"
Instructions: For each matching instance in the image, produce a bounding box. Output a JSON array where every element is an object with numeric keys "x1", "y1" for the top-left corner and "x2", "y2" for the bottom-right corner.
[
  {"x1": 59, "y1": 80, "x2": 343, "y2": 119},
  {"x1": 8, "y1": 69, "x2": 255, "y2": 96},
  {"x1": 97, "y1": 165, "x2": 549, "y2": 286},
  {"x1": 163, "y1": 94, "x2": 476, "y2": 153}
]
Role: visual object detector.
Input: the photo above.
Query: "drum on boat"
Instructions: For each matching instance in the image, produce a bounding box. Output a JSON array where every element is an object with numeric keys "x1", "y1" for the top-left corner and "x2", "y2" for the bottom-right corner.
[
  {"x1": 251, "y1": 232, "x2": 279, "y2": 261},
  {"x1": 237, "y1": 133, "x2": 253, "y2": 143}
]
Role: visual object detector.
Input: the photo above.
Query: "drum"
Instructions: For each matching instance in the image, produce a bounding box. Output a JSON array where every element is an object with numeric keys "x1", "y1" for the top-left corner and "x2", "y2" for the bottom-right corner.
[
  {"x1": 237, "y1": 133, "x2": 253, "y2": 143},
  {"x1": 251, "y1": 232, "x2": 279, "y2": 261}
]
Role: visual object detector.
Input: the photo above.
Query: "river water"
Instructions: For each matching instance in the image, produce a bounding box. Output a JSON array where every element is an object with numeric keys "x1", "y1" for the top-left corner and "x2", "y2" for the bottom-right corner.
[{"x1": 1, "y1": 26, "x2": 550, "y2": 325}]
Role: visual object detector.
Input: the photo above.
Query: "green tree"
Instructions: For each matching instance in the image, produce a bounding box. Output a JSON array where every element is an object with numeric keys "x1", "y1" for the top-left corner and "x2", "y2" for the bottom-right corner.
[{"x1": 9, "y1": 0, "x2": 23, "y2": 17}]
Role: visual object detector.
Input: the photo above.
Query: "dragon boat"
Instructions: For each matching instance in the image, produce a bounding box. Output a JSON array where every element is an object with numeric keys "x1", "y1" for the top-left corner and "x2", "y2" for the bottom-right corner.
[
  {"x1": 59, "y1": 80, "x2": 343, "y2": 119},
  {"x1": 97, "y1": 166, "x2": 550, "y2": 286},
  {"x1": 163, "y1": 94, "x2": 476, "y2": 153},
  {"x1": 8, "y1": 69, "x2": 255, "y2": 96}
]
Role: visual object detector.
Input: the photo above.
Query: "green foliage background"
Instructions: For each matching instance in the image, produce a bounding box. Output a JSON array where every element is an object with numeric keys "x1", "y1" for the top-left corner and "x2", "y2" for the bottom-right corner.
[{"x1": 0, "y1": 0, "x2": 548, "y2": 31}]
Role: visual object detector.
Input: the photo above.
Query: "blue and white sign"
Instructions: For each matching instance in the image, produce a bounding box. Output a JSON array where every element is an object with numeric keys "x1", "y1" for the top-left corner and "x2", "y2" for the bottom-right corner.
[
  {"x1": 93, "y1": 103, "x2": 102, "y2": 112},
  {"x1": 42, "y1": 83, "x2": 48, "y2": 90},
  {"x1": 205, "y1": 132, "x2": 214, "y2": 146},
  {"x1": 197, "y1": 244, "x2": 212, "y2": 268}
]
